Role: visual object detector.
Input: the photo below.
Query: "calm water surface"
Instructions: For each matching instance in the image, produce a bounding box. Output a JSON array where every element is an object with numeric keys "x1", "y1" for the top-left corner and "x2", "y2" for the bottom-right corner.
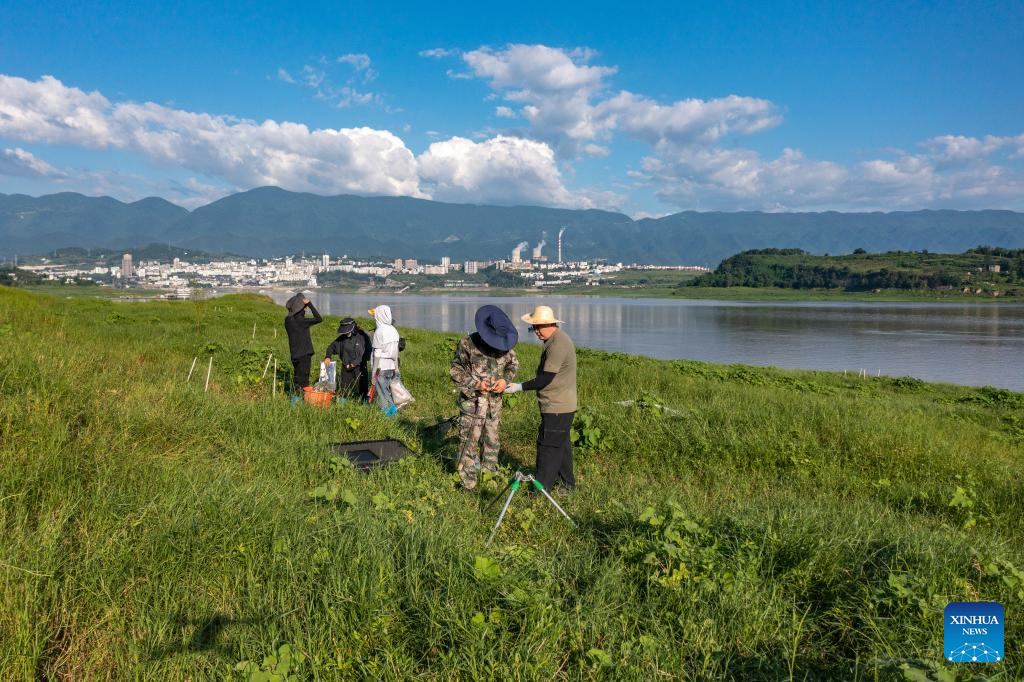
[{"x1": 265, "y1": 292, "x2": 1024, "y2": 391}]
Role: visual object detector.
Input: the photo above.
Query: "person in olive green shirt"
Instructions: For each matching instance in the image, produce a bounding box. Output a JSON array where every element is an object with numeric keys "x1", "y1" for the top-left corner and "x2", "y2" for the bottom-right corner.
[{"x1": 505, "y1": 305, "x2": 577, "y2": 492}]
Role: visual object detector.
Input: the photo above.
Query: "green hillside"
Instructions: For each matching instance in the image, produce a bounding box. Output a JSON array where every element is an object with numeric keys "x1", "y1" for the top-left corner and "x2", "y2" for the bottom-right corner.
[
  {"x1": 691, "y1": 247, "x2": 1024, "y2": 296},
  {"x1": 0, "y1": 192, "x2": 187, "y2": 256},
  {"x1": 4, "y1": 189, "x2": 1024, "y2": 266},
  {"x1": 17, "y1": 243, "x2": 243, "y2": 266},
  {"x1": 0, "y1": 289, "x2": 1021, "y2": 678}
]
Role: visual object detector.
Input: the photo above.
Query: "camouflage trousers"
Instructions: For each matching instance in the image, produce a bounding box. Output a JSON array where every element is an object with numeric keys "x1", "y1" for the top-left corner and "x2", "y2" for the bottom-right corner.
[{"x1": 457, "y1": 394, "x2": 503, "y2": 489}]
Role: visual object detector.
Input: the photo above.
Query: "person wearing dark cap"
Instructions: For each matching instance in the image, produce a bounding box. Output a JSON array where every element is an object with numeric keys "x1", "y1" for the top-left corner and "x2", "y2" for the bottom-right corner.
[
  {"x1": 324, "y1": 317, "x2": 371, "y2": 401},
  {"x1": 283, "y1": 293, "x2": 322, "y2": 394},
  {"x1": 449, "y1": 305, "x2": 519, "y2": 490}
]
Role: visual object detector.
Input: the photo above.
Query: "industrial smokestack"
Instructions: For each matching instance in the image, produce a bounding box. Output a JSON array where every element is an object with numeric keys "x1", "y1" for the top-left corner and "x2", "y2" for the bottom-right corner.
[
  {"x1": 512, "y1": 241, "x2": 529, "y2": 263},
  {"x1": 557, "y1": 227, "x2": 566, "y2": 263}
]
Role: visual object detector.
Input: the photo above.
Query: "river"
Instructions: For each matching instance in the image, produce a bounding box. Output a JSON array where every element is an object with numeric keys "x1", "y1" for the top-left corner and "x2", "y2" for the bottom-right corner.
[{"x1": 263, "y1": 291, "x2": 1024, "y2": 391}]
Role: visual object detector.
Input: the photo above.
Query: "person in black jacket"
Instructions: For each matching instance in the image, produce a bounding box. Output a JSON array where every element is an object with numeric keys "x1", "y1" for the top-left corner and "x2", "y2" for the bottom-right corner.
[
  {"x1": 283, "y1": 294, "x2": 322, "y2": 394},
  {"x1": 324, "y1": 317, "x2": 371, "y2": 400}
]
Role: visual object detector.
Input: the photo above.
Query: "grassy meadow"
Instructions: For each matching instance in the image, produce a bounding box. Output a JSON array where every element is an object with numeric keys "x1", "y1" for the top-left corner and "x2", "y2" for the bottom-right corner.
[{"x1": 0, "y1": 288, "x2": 1022, "y2": 680}]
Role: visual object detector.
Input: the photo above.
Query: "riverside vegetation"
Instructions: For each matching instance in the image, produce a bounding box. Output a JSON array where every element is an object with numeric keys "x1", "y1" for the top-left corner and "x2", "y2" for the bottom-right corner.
[
  {"x1": 689, "y1": 247, "x2": 1024, "y2": 298},
  {"x1": 0, "y1": 288, "x2": 1022, "y2": 680}
]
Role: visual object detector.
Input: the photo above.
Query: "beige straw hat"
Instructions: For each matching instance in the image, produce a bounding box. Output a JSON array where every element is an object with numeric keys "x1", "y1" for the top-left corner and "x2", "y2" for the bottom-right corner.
[{"x1": 521, "y1": 305, "x2": 563, "y2": 325}]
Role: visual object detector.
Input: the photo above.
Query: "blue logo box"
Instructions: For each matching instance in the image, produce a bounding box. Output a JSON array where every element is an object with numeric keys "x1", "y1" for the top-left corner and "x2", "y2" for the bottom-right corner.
[{"x1": 944, "y1": 602, "x2": 1004, "y2": 662}]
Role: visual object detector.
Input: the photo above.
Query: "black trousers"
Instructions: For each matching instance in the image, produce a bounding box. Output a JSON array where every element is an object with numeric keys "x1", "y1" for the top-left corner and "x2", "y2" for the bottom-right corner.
[
  {"x1": 292, "y1": 354, "x2": 312, "y2": 392},
  {"x1": 536, "y1": 411, "x2": 576, "y2": 491},
  {"x1": 339, "y1": 364, "x2": 369, "y2": 401}
]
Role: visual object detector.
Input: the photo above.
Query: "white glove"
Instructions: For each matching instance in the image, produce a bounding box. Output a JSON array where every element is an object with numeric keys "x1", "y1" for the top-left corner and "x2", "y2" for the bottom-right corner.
[{"x1": 504, "y1": 383, "x2": 523, "y2": 394}]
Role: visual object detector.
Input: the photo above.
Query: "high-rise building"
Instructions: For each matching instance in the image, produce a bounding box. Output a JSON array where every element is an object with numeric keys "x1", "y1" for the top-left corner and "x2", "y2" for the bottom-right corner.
[
  {"x1": 441, "y1": 256, "x2": 451, "y2": 273},
  {"x1": 172, "y1": 257, "x2": 181, "y2": 270},
  {"x1": 405, "y1": 259, "x2": 418, "y2": 270},
  {"x1": 394, "y1": 258, "x2": 404, "y2": 271},
  {"x1": 465, "y1": 261, "x2": 479, "y2": 275},
  {"x1": 321, "y1": 253, "x2": 330, "y2": 268},
  {"x1": 121, "y1": 253, "x2": 133, "y2": 278}
]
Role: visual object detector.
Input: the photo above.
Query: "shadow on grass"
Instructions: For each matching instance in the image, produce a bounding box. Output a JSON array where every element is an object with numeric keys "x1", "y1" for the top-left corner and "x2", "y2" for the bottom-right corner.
[
  {"x1": 147, "y1": 612, "x2": 265, "y2": 662},
  {"x1": 396, "y1": 412, "x2": 532, "y2": 475}
]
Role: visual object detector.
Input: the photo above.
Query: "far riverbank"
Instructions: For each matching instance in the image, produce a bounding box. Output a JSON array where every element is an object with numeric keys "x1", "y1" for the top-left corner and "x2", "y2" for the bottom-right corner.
[{"x1": 320, "y1": 284, "x2": 1022, "y2": 304}]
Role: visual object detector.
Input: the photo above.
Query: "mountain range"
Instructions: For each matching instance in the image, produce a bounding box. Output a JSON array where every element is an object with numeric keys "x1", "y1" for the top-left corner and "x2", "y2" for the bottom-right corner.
[{"x1": 2, "y1": 187, "x2": 1023, "y2": 266}]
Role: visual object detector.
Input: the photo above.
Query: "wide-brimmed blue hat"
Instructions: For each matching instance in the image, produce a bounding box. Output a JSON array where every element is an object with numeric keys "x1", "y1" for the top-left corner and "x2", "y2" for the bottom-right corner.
[{"x1": 474, "y1": 305, "x2": 518, "y2": 352}]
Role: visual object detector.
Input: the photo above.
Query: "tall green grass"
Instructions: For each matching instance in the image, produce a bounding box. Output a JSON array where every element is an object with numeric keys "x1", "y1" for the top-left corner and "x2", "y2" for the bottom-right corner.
[{"x1": 0, "y1": 288, "x2": 1021, "y2": 680}]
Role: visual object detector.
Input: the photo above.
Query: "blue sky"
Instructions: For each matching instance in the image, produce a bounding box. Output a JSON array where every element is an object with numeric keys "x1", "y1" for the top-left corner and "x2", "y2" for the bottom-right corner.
[{"x1": 1, "y1": 0, "x2": 1022, "y2": 214}]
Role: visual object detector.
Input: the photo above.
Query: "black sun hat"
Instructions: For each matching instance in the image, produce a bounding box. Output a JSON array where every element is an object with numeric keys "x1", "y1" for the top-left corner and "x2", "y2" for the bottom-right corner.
[
  {"x1": 474, "y1": 305, "x2": 518, "y2": 352},
  {"x1": 337, "y1": 317, "x2": 356, "y2": 335}
]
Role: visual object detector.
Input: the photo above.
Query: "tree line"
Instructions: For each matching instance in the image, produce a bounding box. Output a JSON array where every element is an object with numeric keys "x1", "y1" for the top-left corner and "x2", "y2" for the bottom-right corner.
[{"x1": 689, "y1": 248, "x2": 1024, "y2": 290}]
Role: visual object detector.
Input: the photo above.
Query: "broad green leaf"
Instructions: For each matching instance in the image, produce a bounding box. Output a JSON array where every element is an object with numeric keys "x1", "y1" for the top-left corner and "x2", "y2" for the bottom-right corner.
[{"x1": 473, "y1": 555, "x2": 501, "y2": 580}]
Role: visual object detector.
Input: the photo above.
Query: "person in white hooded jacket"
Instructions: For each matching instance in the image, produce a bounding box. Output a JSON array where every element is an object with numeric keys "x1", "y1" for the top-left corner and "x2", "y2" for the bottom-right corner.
[{"x1": 369, "y1": 305, "x2": 401, "y2": 415}]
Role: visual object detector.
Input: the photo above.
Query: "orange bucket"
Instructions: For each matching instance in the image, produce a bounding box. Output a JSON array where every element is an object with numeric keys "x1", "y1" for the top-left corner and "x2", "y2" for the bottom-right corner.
[{"x1": 303, "y1": 386, "x2": 334, "y2": 409}]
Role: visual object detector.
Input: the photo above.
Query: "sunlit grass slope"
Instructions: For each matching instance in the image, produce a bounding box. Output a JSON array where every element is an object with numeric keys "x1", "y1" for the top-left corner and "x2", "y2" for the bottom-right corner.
[{"x1": 0, "y1": 288, "x2": 1021, "y2": 680}]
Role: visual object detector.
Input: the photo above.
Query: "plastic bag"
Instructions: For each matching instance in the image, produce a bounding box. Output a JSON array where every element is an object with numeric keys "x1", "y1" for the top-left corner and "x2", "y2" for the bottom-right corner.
[
  {"x1": 317, "y1": 360, "x2": 337, "y2": 392},
  {"x1": 390, "y1": 374, "x2": 415, "y2": 408}
]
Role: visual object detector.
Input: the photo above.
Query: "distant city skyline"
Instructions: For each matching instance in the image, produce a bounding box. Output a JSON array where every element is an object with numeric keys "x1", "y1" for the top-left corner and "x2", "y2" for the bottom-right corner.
[
  {"x1": 1, "y1": 2, "x2": 1023, "y2": 216},
  {"x1": 20, "y1": 248, "x2": 697, "y2": 292}
]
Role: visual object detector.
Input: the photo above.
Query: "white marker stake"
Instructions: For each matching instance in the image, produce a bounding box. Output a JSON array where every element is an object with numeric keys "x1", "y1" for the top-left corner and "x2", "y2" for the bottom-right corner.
[
  {"x1": 204, "y1": 356, "x2": 213, "y2": 392},
  {"x1": 186, "y1": 356, "x2": 197, "y2": 383},
  {"x1": 261, "y1": 353, "x2": 273, "y2": 379},
  {"x1": 252, "y1": 321, "x2": 256, "y2": 339},
  {"x1": 272, "y1": 358, "x2": 278, "y2": 397}
]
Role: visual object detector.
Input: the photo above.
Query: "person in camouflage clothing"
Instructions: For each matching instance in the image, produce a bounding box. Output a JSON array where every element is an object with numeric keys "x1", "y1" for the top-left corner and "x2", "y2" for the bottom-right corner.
[{"x1": 449, "y1": 305, "x2": 519, "y2": 490}]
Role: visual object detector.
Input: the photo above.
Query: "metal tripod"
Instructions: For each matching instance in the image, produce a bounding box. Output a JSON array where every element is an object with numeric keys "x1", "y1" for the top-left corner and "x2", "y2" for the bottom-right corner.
[{"x1": 483, "y1": 471, "x2": 575, "y2": 545}]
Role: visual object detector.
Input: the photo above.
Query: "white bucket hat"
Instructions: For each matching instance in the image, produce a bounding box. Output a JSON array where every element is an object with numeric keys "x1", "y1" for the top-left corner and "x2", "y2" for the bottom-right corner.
[{"x1": 521, "y1": 305, "x2": 563, "y2": 325}]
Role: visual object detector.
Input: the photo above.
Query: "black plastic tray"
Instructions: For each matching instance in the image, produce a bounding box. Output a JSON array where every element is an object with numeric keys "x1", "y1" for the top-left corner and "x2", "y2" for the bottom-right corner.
[{"x1": 328, "y1": 439, "x2": 415, "y2": 472}]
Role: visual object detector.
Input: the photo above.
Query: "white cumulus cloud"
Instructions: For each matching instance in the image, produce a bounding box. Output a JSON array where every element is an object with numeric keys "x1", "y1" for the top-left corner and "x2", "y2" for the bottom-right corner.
[
  {"x1": 417, "y1": 135, "x2": 613, "y2": 208},
  {"x1": 0, "y1": 75, "x2": 116, "y2": 148},
  {"x1": 638, "y1": 138, "x2": 1024, "y2": 211},
  {"x1": 455, "y1": 44, "x2": 783, "y2": 160},
  {"x1": 598, "y1": 91, "x2": 782, "y2": 145},
  {"x1": 5, "y1": 72, "x2": 1022, "y2": 212},
  {"x1": 446, "y1": 44, "x2": 1024, "y2": 210},
  {"x1": 460, "y1": 44, "x2": 616, "y2": 156},
  {"x1": 0, "y1": 147, "x2": 65, "y2": 177},
  {"x1": 642, "y1": 146, "x2": 846, "y2": 209},
  {"x1": 921, "y1": 133, "x2": 1024, "y2": 162},
  {"x1": 0, "y1": 74, "x2": 423, "y2": 198},
  {"x1": 0, "y1": 73, "x2": 616, "y2": 209},
  {"x1": 463, "y1": 44, "x2": 616, "y2": 94}
]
